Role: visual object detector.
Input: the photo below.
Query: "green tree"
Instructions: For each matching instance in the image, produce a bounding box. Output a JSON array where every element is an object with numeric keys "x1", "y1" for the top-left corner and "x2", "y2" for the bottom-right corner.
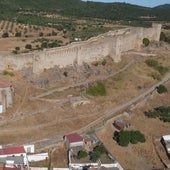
[
  {"x1": 39, "y1": 32, "x2": 44, "y2": 37},
  {"x1": 63, "y1": 71, "x2": 68, "y2": 77},
  {"x1": 77, "y1": 150, "x2": 88, "y2": 159},
  {"x1": 156, "y1": 84, "x2": 168, "y2": 94},
  {"x1": 143, "y1": 38, "x2": 150, "y2": 47},
  {"x1": 118, "y1": 131, "x2": 130, "y2": 147},
  {"x1": 15, "y1": 32, "x2": 21, "y2": 37},
  {"x1": 15, "y1": 47, "x2": 20, "y2": 51},
  {"x1": 25, "y1": 44, "x2": 32, "y2": 49},
  {"x1": 116, "y1": 130, "x2": 146, "y2": 146},
  {"x1": 2, "y1": 32, "x2": 9, "y2": 38},
  {"x1": 90, "y1": 150, "x2": 100, "y2": 162},
  {"x1": 93, "y1": 145, "x2": 106, "y2": 154},
  {"x1": 41, "y1": 42, "x2": 48, "y2": 49}
]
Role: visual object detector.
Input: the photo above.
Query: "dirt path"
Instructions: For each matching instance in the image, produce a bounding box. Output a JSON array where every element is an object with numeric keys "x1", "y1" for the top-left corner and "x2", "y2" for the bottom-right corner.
[
  {"x1": 78, "y1": 70, "x2": 170, "y2": 134},
  {"x1": 30, "y1": 59, "x2": 135, "y2": 100}
]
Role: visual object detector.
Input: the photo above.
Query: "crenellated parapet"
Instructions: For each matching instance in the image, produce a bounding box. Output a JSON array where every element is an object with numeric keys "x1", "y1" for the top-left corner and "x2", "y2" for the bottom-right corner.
[{"x1": 0, "y1": 23, "x2": 162, "y2": 74}]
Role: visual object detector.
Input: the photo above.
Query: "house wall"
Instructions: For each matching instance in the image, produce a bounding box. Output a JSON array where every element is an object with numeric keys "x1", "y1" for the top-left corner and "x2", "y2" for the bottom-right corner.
[
  {"x1": 27, "y1": 153, "x2": 48, "y2": 162},
  {"x1": 0, "y1": 153, "x2": 27, "y2": 165},
  {"x1": 0, "y1": 24, "x2": 161, "y2": 74},
  {"x1": 30, "y1": 168, "x2": 48, "y2": 170},
  {"x1": 24, "y1": 144, "x2": 35, "y2": 153},
  {"x1": 70, "y1": 141, "x2": 84, "y2": 148}
]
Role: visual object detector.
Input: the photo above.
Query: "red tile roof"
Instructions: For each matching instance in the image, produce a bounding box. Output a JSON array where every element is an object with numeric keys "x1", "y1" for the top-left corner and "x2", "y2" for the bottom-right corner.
[
  {"x1": 0, "y1": 80, "x2": 11, "y2": 88},
  {"x1": 0, "y1": 146, "x2": 25, "y2": 155},
  {"x1": 4, "y1": 168, "x2": 21, "y2": 170},
  {"x1": 66, "y1": 133, "x2": 83, "y2": 143}
]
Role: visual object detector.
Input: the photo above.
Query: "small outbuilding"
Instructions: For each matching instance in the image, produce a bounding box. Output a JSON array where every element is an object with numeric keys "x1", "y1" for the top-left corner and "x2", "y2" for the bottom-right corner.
[
  {"x1": 64, "y1": 133, "x2": 84, "y2": 148},
  {"x1": 162, "y1": 135, "x2": 170, "y2": 157},
  {"x1": 113, "y1": 118, "x2": 130, "y2": 131}
]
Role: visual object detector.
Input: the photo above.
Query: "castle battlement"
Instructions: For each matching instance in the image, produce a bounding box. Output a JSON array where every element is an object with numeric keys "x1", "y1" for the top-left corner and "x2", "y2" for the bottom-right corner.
[{"x1": 0, "y1": 24, "x2": 162, "y2": 74}]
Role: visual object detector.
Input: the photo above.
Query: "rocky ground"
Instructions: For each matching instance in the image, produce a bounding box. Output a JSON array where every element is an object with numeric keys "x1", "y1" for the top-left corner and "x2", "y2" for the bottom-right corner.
[{"x1": 0, "y1": 41, "x2": 170, "y2": 169}]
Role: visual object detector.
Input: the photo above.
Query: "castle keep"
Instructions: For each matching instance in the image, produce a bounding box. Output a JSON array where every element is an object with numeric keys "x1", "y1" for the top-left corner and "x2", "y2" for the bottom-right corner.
[
  {"x1": 0, "y1": 24, "x2": 161, "y2": 74},
  {"x1": 0, "y1": 80, "x2": 14, "y2": 113}
]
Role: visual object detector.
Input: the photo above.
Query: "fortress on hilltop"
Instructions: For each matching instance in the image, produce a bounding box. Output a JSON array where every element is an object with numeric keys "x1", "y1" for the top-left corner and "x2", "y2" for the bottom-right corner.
[{"x1": 0, "y1": 23, "x2": 161, "y2": 74}]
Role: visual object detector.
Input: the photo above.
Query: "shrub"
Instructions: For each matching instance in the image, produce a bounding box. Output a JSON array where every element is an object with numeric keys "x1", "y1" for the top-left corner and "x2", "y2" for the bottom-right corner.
[
  {"x1": 160, "y1": 32, "x2": 166, "y2": 41},
  {"x1": 93, "y1": 62, "x2": 98, "y2": 66},
  {"x1": 156, "y1": 84, "x2": 168, "y2": 94},
  {"x1": 12, "y1": 50, "x2": 18, "y2": 54},
  {"x1": 63, "y1": 71, "x2": 68, "y2": 77},
  {"x1": 90, "y1": 145, "x2": 106, "y2": 162},
  {"x1": 2, "y1": 32, "x2": 9, "y2": 38},
  {"x1": 144, "y1": 110, "x2": 160, "y2": 118},
  {"x1": 156, "y1": 65, "x2": 169, "y2": 75},
  {"x1": 116, "y1": 130, "x2": 146, "y2": 147},
  {"x1": 15, "y1": 47, "x2": 20, "y2": 51},
  {"x1": 131, "y1": 130, "x2": 146, "y2": 143},
  {"x1": 143, "y1": 38, "x2": 150, "y2": 47},
  {"x1": 77, "y1": 150, "x2": 88, "y2": 159},
  {"x1": 86, "y1": 82, "x2": 106, "y2": 96},
  {"x1": 160, "y1": 32, "x2": 170, "y2": 44},
  {"x1": 15, "y1": 32, "x2": 21, "y2": 37},
  {"x1": 145, "y1": 59, "x2": 158, "y2": 68},
  {"x1": 90, "y1": 151, "x2": 100, "y2": 162},
  {"x1": 149, "y1": 72, "x2": 161, "y2": 80},
  {"x1": 93, "y1": 145, "x2": 106, "y2": 154},
  {"x1": 25, "y1": 44, "x2": 32, "y2": 49},
  {"x1": 145, "y1": 59, "x2": 169, "y2": 75},
  {"x1": 39, "y1": 32, "x2": 44, "y2": 37},
  {"x1": 117, "y1": 130, "x2": 130, "y2": 147},
  {"x1": 101, "y1": 59, "x2": 107, "y2": 66},
  {"x1": 145, "y1": 106, "x2": 170, "y2": 122},
  {"x1": 41, "y1": 42, "x2": 48, "y2": 49},
  {"x1": 3, "y1": 70, "x2": 14, "y2": 76}
]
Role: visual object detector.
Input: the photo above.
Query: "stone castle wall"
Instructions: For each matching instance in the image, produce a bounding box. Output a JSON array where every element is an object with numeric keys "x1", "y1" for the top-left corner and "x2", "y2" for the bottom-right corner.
[{"x1": 0, "y1": 24, "x2": 162, "y2": 74}]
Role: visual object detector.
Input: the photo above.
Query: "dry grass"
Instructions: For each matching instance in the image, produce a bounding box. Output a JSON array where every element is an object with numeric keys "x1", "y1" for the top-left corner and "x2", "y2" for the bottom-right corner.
[
  {"x1": 96, "y1": 84, "x2": 170, "y2": 170},
  {"x1": 0, "y1": 32, "x2": 169, "y2": 170},
  {"x1": 0, "y1": 45, "x2": 170, "y2": 146}
]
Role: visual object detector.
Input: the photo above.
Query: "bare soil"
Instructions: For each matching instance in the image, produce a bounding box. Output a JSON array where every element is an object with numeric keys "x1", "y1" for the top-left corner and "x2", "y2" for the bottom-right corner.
[
  {"x1": 0, "y1": 26, "x2": 170, "y2": 169},
  {"x1": 96, "y1": 84, "x2": 170, "y2": 170}
]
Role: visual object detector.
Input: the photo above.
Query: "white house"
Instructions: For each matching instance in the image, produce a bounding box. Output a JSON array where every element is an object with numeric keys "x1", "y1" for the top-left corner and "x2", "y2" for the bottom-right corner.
[
  {"x1": 27, "y1": 153, "x2": 48, "y2": 162},
  {"x1": 162, "y1": 135, "x2": 170, "y2": 156},
  {"x1": 65, "y1": 133, "x2": 84, "y2": 148},
  {"x1": 24, "y1": 144, "x2": 35, "y2": 154},
  {"x1": 0, "y1": 146, "x2": 27, "y2": 165}
]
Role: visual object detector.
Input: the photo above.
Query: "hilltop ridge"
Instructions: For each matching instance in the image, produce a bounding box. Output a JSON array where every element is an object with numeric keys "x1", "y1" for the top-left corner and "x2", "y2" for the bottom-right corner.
[{"x1": 0, "y1": 0, "x2": 170, "y2": 21}]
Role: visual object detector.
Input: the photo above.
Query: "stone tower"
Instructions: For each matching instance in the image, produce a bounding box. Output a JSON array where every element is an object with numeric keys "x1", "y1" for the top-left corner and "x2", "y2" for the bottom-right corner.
[{"x1": 0, "y1": 80, "x2": 14, "y2": 113}]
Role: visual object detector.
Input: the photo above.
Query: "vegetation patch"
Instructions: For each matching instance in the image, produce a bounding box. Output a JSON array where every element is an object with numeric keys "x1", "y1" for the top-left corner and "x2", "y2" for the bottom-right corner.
[
  {"x1": 156, "y1": 84, "x2": 168, "y2": 94},
  {"x1": 149, "y1": 72, "x2": 161, "y2": 80},
  {"x1": 160, "y1": 32, "x2": 170, "y2": 44},
  {"x1": 3, "y1": 70, "x2": 14, "y2": 76},
  {"x1": 86, "y1": 82, "x2": 106, "y2": 96},
  {"x1": 77, "y1": 150, "x2": 88, "y2": 159},
  {"x1": 114, "y1": 130, "x2": 146, "y2": 147},
  {"x1": 90, "y1": 145, "x2": 107, "y2": 162},
  {"x1": 145, "y1": 106, "x2": 170, "y2": 122},
  {"x1": 145, "y1": 59, "x2": 169, "y2": 75},
  {"x1": 143, "y1": 38, "x2": 150, "y2": 47}
]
